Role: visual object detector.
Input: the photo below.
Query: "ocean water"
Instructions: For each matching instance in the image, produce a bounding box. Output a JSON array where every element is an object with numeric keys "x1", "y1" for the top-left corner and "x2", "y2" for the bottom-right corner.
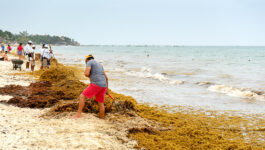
[{"x1": 53, "y1": 46, "x2": 265, "y2": 114}]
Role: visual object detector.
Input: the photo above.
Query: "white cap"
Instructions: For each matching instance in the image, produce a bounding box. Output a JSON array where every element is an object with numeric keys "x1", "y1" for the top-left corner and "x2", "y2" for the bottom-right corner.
[
  {"x1": 44, "y1": 44, "x2": 49, "y2": 48},
  {"x1": 32, "y1": 45, "x2": 36, "y2": 48},
  {"x1": 28, "y1": 40, "x2": 33, "y2": 44}
]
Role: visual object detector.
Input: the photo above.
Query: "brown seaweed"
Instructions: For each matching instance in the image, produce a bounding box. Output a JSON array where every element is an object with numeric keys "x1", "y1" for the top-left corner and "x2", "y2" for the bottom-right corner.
[{"x1": 1, "y1": 59, "x2": 264, "y2": 149}]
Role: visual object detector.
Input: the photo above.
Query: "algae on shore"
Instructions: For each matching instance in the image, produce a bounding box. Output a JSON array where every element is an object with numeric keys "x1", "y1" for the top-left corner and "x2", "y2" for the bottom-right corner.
[
  {"x1": 41, "y1": 61, "x2": 265, "y2": 149},
  {"x1": 2, "y1": 59, "x2": 137, "y2": 113},
  {"x1": 130, "y1": 105, "x2": 265, "y2": 149},
  {"x1": 1, "y1": 60, "x2": 265, "y2": 149}
]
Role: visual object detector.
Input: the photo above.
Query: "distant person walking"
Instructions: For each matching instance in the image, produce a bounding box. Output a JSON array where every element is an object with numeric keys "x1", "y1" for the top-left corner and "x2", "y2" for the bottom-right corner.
[
  {"x1": 7, "y1": 44, "x2": 12, "y2": 53},
  {"x1": 42, "y1": 44, "x2": 53, "y2": 69},
  {"x1": 17, "y1": 43, "x2": 23, "y2": 60},
  {"x1": 73, "y1": 54, "x2": 109, "y2": 119},
  {"x1": 39, "y1": 44, "x2": 45, "y2": 69},
  {"x1": 28, "y1": 45, "x2": 36, "y2": 71},
  {"x1": 1, "y1": 44, "x2": 5, "y2": 53},
  {"x1": 24, "y1": 41, "x2": 33, "y2": 70}
]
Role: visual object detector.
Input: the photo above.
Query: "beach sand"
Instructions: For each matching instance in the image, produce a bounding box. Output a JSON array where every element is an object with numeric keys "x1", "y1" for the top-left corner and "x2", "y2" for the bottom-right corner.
[
  {"x1": 0, "y1": 56, "x2": 137, "y2": 150},
  {"x1": 1, "y1": 54, "x2": 264, "y2": 150},
  {"x1": 0, "y1": 58, "x2": 34, "y2": 87}
]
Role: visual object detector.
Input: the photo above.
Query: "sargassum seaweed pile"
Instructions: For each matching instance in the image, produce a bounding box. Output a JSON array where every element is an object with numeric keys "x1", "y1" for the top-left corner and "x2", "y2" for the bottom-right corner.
[{"x1": 1, "y1": 59, "x2": 264, "y2": 149}]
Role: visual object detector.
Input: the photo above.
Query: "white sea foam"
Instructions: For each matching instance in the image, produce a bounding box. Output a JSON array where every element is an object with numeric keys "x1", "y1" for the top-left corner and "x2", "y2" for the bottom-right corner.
[
  {"x1": 125, "y1": 67, "x2": 184, "y2": 85},
  {"x1": 170, "y1": 80, "x2": 185, "y2": 85},
  {"x1": 112, "y1": 68, "x2": 126, "y2": 72},
  {"x1": 208, "y1": 84, "x2": 265, "y2": 101}
]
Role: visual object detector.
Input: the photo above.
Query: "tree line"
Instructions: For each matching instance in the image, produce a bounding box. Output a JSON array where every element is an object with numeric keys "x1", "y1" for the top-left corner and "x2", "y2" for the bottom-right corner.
[{"x1": 0, "y1": 30, "x2": 80, "y2": 46}]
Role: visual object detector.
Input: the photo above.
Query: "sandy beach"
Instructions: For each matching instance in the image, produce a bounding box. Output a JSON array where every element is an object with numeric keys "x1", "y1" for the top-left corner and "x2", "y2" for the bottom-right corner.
[
  {"x1": 1, "y1": 54, "x2": 264, "y2": 150},
  {"x1": 0, "y1": 56, "x2": 137, "y2": 150},
  {"x1": 1, "y1": 0, "x2": 265, "y2": 148}
]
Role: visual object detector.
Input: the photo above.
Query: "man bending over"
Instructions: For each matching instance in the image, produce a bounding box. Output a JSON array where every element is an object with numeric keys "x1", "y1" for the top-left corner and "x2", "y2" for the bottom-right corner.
[{"x1": 73, "y1": 54, "x2": 108, "y2": 119}]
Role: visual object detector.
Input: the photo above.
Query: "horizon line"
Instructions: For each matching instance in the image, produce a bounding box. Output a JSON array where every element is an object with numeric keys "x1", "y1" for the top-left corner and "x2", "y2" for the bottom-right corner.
[{"x1": 76, "y1": 44, "x2": 265, "y2": 47}]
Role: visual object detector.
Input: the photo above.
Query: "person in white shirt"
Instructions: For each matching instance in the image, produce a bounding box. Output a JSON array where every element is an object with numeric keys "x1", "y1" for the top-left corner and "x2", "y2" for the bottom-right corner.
[
  {"x1": 42, "y1": 44, "x2": 53, "y2": 69},
  {"x1": 39, "y1": 44, "x2": 45, "y2": 69},
  {"x1": 24, "y1": 40, "x2": 33, "y2": 70}
]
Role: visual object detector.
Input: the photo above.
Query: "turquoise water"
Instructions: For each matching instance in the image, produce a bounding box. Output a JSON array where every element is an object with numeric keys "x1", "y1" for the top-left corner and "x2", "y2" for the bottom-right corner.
[{"x1": 53, "y1": 46, "x2": 265, "y2": 114}]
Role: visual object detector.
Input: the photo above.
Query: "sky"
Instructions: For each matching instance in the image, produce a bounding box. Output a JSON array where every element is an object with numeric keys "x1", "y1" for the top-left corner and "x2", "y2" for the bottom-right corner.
[{"x1": 0, "y1": 0, "x2": 265, "y2": 45}]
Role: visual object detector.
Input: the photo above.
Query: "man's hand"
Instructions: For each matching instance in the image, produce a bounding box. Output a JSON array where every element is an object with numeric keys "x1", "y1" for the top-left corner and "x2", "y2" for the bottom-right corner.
[
  {"x1": 106, "y1": 88, "x2": 109, "y2": 95},
  {"x1": 84, "y1": 67, "x2": 91, "y2": 77}
]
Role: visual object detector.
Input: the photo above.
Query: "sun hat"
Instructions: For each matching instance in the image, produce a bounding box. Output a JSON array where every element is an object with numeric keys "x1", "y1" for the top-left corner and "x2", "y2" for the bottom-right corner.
[
  {"x1": 28, "y1": 40, "x2": 33, "y2": 44},
  {"x1": 85, "y1": 54, "x2": 94, "y2": 60}
]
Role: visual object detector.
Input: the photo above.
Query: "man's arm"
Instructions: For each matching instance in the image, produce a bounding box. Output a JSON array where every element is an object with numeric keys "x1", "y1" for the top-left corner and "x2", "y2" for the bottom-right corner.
[
  {"x1": 49, "y1": 45, "x2": 53, "y2": 54},
  {"x1": 104, "y1": 72, "x2": 109, "y2": 95},
  {"x1": 84, "y1": 67, "x2": 91, "y2": 78}
]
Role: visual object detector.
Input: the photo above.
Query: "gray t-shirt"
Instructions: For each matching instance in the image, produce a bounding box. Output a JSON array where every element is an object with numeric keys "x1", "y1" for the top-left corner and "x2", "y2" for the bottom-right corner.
[{"x1": 86, "y1": 60, "x2": 107, "y2": 87}]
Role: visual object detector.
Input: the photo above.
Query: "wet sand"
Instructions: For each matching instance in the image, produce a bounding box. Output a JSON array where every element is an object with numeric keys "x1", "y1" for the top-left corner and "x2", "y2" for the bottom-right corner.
[{"x1": 0, "y1": 56, "x2": 136, "y2": 149}]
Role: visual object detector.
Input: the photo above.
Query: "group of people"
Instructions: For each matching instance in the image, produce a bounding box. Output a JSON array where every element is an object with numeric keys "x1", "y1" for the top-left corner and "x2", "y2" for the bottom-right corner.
[
  {"x1": 2, "y1": 42, "x2": 109, "y2": 119},
  {"x1": 1, "y1": 40, "x2": 54, "y2": 71}
]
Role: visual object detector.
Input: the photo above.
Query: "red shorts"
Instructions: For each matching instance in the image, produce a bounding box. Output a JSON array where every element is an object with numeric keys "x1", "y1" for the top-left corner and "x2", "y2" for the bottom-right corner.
[{"x1": 82, "y1": 84, "x2": 107, "y2": 103}]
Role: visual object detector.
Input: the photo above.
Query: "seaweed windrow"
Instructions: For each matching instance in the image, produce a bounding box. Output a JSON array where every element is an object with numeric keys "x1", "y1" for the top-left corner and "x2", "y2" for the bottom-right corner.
[{"x1": 1, "y1": 59, "x2": 264, "y2": 149}]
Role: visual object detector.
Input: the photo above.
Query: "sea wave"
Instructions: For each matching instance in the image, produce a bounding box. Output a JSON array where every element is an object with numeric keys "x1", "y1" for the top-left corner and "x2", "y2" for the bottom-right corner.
[
  {"x1": 124, "y1": 67, "x2": 184, "y2": 85},
  {"x1": 196, "y1": 81, "x2": 212, "y2": 86},
  {"x1": 208, "y1": 84, "x2": 265, "y2": 101}
]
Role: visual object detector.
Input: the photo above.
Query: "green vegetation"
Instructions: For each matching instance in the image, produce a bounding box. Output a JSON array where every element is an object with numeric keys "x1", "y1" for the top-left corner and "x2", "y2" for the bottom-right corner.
[{"x1": 0, "y1": 29, "x2": 80, "y2": 46}]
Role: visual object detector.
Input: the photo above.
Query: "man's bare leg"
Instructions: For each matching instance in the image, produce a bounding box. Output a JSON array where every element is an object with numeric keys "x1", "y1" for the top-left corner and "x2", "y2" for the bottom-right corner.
[
  {"x1": 98, "y1": 102, "x2": 105, "y2": 119},
  {"x1": 31, "y1": 64, "x2": 35, "y2": 71},
  {"x1": 26, "y1": 62, "x2": 29, "y2": 69},
  {"x1": 73, "y1": 94, "x2": 86, "y2": 118}
]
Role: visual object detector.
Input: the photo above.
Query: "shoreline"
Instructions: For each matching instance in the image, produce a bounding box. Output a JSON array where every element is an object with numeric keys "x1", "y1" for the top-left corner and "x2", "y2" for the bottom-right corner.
[
  {"x1": 65, "y1": 63, "x2": 265, "y2": 116},
  {"x1": 0, "y1": 55, "x2": 137, "y2": 149},
  {"x1": 0, "y1": 54, "x2": 265, "y2": 149},
  {"x1": 53, "y1": 45, "x2": 265, "y2": 115}
]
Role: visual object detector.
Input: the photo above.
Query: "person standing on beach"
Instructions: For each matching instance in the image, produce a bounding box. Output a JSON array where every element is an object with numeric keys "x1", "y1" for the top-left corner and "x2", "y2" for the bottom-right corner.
[
  {"x1": 73, "y1": 54, "x2": 109, "y2": 119},
  {"x1": 17, "y1": 43, "x2": 23, "y2": 60},
  {"x1": 24, "y1": 41, "x2": 33, "y2": 70},
  {"x1": 42, "y1": 44, "x2": 53, "y2": 69},
  {"x1": 47, "y1": 45, "x2": 54, "y2": 67},
  {"x1": 39, "y1": 44, "x2": 45, "y2": 69},
  {"x1": 28, "y1": 45, "x2": 36, "y2": 71},
  {"x1": 7, "y1": 44, "x2": 12, "y2": 53},
  {"x1": 1, "y1": 44, "x2": 5, "y2": 53}
]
